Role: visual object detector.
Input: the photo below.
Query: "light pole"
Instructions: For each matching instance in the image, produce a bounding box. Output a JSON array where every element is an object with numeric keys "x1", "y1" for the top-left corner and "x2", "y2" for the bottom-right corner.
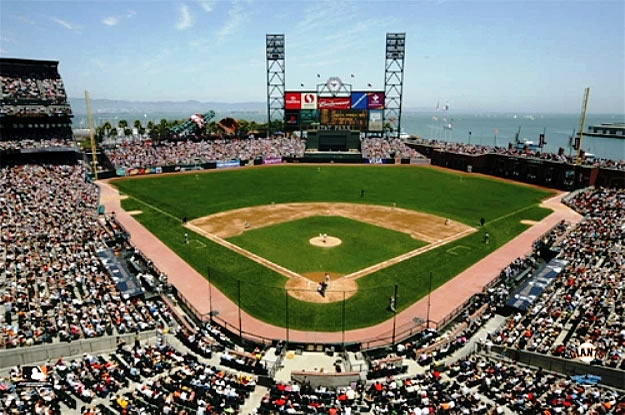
[{"x1": 468, "y1": 131, "x2": 472, "y2": 145}]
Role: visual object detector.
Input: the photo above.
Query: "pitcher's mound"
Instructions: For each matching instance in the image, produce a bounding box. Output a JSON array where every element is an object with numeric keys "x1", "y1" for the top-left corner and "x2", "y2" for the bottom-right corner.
[
  {"x1": 286, "y1": 272, "x2": 357, "y2": 303},
  {"x1": 309, "y1": 236, "x2": 342, "y2": 248}
]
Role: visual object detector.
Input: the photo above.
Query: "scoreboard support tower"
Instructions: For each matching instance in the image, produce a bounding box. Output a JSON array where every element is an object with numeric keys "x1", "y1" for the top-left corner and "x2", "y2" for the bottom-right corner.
[
  {"x1": 384, "y1": 33, "x2": 406, "y2": 138},
  {"x1": 266, "y1": 34, "x2": 285, "y2": 137}
]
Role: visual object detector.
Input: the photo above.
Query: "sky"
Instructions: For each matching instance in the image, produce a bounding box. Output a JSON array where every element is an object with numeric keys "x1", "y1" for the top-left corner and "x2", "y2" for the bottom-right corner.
[{"x1": 1, "y1": 0, "x2": 624, "y2": 113}]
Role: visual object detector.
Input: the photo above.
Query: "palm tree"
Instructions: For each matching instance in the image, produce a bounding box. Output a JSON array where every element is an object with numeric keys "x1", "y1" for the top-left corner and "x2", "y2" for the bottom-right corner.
[
  {"x1": 147, "y1": 120, "x2": 154, "y2": 131},
  {"x1": 134, "y1": 120, "x2": 145, "y2": 135},
  {"x1": 237, "y1": 120, "x2": 250, "y2": 137},
  {"x1": 101, "y1": 121, "x2": 112, "y2": 137},
  {"x1": 207, "y1": 121, "x2": 218, "y2": 135},
  {"x1": 118, "y1": 119, "x2": 128, "y2": 129}
]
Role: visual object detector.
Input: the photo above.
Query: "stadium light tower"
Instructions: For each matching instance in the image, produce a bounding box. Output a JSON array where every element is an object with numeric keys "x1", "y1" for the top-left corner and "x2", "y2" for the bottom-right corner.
[
  {"x1": 266, "y1": 34, "x2": 285, "y2": 137},
  {"x1": 384, "y1": 33, "x2": 406, "y2": 138}
]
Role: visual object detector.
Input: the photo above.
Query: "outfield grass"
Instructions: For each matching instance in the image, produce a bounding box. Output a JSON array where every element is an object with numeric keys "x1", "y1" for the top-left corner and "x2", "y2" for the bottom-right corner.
[
  {"x1": 228, "y1": 216, "x2": 428, "y2": 275},
  {"x1": 114, "y1": 165, "x2": 554, "y2": 331}
]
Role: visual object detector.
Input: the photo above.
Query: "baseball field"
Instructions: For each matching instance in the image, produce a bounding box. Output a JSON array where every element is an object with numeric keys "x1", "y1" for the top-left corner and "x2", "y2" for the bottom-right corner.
[{"x1": 113, "y1": 165, "x2": 554, "y2": 331}]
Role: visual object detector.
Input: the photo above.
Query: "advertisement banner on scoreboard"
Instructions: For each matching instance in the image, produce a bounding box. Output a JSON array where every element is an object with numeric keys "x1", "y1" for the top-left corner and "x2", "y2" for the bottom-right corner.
[
  {"x1": 299, "y1": 110, "x2": 319, "y2": 129},
  {"x1": 301, "y1": 92, "x2": 317, "y2": 110},
  {"x1": 285, "y1": 92, "x2": 301, "y2": 110},
  {"x1": 351, "y1": 92, "x2": 368, "y2": 109},
  {"x1": 320, "y1": 109, "x2": 368, "y2": 130},
  {"x1": 367, "y1": 92, "x2": 385, "y2": 109},
  {"x1": 369, "y1": 109, "x2": 384, "y2": 131},
  {"x1": 285, "y1": 111, "x2": 300, "y2": 131},
  {"x1": 318, "y1": 97, "x2": 351, "y2": 110}
]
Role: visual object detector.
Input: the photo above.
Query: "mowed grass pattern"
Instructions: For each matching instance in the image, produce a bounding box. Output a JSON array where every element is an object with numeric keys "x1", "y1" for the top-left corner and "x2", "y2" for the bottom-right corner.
[
  {"x1": 228, "y1": 216, "x2": 427, "y2": 275},
  {"x1": 114, "y1": 165, "x2": 554, "y2": 331}
]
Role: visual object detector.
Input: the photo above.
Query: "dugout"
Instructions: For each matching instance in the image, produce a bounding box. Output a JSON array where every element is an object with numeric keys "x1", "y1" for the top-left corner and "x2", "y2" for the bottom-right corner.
[{"x1": 306, "y1": 130, "x2": 360, "y2": 152}]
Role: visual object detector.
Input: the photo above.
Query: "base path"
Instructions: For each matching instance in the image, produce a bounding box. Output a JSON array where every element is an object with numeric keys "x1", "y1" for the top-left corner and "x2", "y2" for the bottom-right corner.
[{"x1": 98, "y1": 181, "x2": 581, "y2": 346}]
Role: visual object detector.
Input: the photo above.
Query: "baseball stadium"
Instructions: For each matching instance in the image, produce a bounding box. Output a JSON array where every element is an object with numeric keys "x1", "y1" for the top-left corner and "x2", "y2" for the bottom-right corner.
[{"x1": 1, "y1": 19, "x2": 625, "y2": 415}]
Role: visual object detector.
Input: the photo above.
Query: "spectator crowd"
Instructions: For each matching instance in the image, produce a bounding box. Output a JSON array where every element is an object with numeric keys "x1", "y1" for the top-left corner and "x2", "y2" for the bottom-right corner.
[
  {"x1": 0, "y1": 163, "x2": 169, "y2": 348},
  {"x1": 490, "y1": 187, "x2": 625, "y2": 369},
  {"x1": 414, "y1": 138, "x2": 625, "y2": 171},
  {"x1": 104, "y1": 137, "x2": 306, "y2": 169},
  {"x1": 1, "y1": 74, "x2": 67, "y2": 104},
  {"x1": 0, "y1": 127, "x2": 623, "y2": 414},
  {"x1": 0, "y1": 137, "x2": 76, "y2": 151},
  {"x1": 360, "y1": 138, "x2": 426, "y2": 160}
]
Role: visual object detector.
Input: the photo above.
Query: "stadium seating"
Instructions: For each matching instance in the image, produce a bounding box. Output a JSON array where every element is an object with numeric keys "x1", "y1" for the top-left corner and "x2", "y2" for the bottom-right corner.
[
  {"x1": 360, "y1": 138, "x2": 426, "y2": 160},
  {"x1": 490, "y1": 188, "x2": 625, "y2": 369},
  {"x1": 103, "y1": 137, "x2": 307, "y2": 169},
  {"x1": 0, "y1": 164, "x2": 168, "y2": 348},
  {"x1": 414, "y1": 138, "x2": 625, "y2": 171}
]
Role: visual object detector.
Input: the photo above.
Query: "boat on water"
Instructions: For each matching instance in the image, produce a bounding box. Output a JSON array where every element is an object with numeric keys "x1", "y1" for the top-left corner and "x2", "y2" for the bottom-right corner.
[{"x1": 582, "y1": 123, "x2": 625, "y2": 139}]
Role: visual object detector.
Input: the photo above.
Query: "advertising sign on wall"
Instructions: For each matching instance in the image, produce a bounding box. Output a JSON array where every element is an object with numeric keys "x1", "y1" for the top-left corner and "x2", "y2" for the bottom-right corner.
[
  {"x1": 318, "y1": 97, "x2": 351, "y2": 110},
  {"x1": 350, "y1": 92, "x2": 368, "y2": 109},
  {"x1": 262, "y1": 157, "x2": 282, "y2": 165},
  {"x1": 299, "y1": 110, "x2": 319, "y2": 129},
  {"x1": 369, "y1": 109, "x2": 384, "y2": 131},
  {"x1": 301, "y1": 92, "x2": 317, "y2": 110},
  {"x1": 216, "y1": 160, "x2": 241, "y2": 169},
  {"x1": 285, "y1": 92, "x2": 301, "y2": 110},
  {"x1": 284, "y1": 111, "x2": 300, "y2": 131},
  {"x1": 367, "y1": 92, "x2": 385, "y2": 109}
]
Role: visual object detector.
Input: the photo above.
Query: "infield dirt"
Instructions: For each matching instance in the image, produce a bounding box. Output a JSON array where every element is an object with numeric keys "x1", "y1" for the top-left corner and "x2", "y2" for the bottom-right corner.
[
  {"x1": 188, "y1": 202, "x2": 475, "y2": 304},
  {"x1": 190, "y1": 202, "x2": 471, "y2": 243}
]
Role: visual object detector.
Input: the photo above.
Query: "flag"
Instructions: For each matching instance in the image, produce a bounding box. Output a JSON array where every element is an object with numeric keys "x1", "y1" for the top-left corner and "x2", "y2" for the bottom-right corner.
[
  {"x1": 350, "y1": 74, "x2": 354, "y2": 78},
  {"x1": 436, "y1": 101, "x2": 440, "y2": 111},
  {"x1": 494, "y1": 128, "x2": 499, "y2": 135},
  {"x1": 539, "y1": 133, "x2": 546, "y2": 147},
  {"x1": 367, "y1": 83, "x2": 372, "y2": 87},
  {"x1": 317, "y1": 74, "x2": 321, "y2": 78},
  {"x1": 443, "y1": 104, "x2": 449, "y2": 111},
  {"x1": 300, "y1": 83, "x2": 304, "y2": 87}
]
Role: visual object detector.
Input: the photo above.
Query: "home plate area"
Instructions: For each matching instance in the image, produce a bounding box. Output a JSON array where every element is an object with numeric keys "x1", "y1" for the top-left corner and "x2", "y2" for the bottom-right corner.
[{"x1": 285, "y1": 272, "x2": 357, "y2": 303}]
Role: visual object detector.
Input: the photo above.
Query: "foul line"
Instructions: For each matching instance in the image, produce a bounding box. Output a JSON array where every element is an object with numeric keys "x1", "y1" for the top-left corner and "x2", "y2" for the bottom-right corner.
[
  {"x1": 185, "y1": 223, "x2": 303, "y2": 280},
  {"x1": 344, "y1": 227, "x2": 477, "y2": 280},
  {"x1": 125, "y1": 194, "x2": 182, "y2": 223}
]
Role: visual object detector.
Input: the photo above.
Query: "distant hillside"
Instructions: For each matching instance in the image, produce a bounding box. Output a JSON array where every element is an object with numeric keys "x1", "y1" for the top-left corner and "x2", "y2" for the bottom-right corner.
[{"x1": 69, "y1": 98, "x2": 266, "y2": 115}]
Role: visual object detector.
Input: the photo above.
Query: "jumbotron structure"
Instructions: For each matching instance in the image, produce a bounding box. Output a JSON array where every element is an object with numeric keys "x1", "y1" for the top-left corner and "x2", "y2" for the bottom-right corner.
[{"x1": 265, "y1": 33, "x2": 406, "y2": 138}]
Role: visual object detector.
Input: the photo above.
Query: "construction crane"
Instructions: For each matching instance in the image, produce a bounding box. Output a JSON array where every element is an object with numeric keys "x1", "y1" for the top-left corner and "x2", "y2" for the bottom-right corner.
[
  {"x1": 575, "y1": 87, "x2": 590, "y2": 164},
  {"x1": 84, "y1": 90, "x2": 98, "y2": 180}
]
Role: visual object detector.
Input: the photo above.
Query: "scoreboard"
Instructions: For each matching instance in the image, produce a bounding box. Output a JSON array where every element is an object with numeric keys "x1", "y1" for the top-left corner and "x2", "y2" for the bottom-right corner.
[
  {"x1": 320, "y1": 110, "x2": 368, "y2": 131},
  {"x1": 284, "y1": 91, "x2": 384, "y2": 132}
]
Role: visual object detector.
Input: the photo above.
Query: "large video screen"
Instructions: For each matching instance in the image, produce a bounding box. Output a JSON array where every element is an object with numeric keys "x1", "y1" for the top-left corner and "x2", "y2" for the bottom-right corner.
[{"x1": 320, "y1": 109, "x2": 368, "y2": 130}]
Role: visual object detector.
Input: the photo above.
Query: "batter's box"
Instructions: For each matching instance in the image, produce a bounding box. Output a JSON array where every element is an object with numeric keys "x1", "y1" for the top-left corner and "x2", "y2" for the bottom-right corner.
[{"x1": 447, "y1": 245, "x2": 471, "y2": 256}]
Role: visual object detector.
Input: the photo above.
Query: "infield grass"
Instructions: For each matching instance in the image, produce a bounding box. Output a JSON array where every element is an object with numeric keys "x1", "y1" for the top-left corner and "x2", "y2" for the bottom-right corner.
[
  {"x1": 114, "y1": 165, "x2": 554, "y2": 331},
  {"x1": 228, "y1": 216, "x2": 427, "y2": 275}
]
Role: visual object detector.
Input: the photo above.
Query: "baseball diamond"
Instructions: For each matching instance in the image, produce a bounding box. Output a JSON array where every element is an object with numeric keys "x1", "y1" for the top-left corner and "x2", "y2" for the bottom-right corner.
[{"x1": 111, "y1": 164, "x2": 556, "y2": 332}]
